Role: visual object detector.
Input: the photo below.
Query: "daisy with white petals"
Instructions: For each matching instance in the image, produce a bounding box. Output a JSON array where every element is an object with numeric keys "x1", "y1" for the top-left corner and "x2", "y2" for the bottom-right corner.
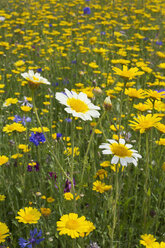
[
  {"x1": 55, "y1": 89, "x2": 100, "y2": 121},
  {"x1": 99, "y1": 138, "x2": 142, "y2": 166},
  {"x1": 21, "y1": 70, "x2": 50, "y2": 89}
]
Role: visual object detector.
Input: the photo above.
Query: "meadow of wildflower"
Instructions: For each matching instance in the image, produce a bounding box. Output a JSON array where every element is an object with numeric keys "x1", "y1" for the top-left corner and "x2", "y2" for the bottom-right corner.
[{"x1": 0, "y1": 0, "x2": 165, "y2": 247}]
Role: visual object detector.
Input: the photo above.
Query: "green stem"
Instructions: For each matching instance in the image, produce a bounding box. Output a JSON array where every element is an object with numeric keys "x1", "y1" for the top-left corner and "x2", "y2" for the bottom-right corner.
[
  {"x1": 70, "y1": 118, "x2": 76, "y2": 211},
  {"x1": 31, "y1": 90, "x2": 70, "y2": 181},
  {"x1": 78, "y1": 111, "x2": 106, "y2": 196},
  {"x1": 111, "y1": 166, "x2": 119, "y2": 247},
  {"x1": 143, "y1": 131, "x2": 150, "y2": 232},
  {"x1": 118, "y1": 80, "x2": 127, "y2": 138}
]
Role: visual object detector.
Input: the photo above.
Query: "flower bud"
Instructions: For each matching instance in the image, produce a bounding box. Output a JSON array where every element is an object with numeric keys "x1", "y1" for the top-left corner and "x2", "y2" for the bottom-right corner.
[{"x1": 103, "y1": 96, "x2": 112, "y2": 110}]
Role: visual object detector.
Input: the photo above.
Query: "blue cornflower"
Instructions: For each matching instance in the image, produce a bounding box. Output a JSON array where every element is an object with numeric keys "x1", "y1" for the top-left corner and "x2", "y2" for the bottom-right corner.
[
  {"x1": 56, "y1": 133, "x2": 62, "y2": 139},
  {"x1": 19, "y1": 96, "x2": 33, "y2": 108},
  {"x1": 13, "y1": 115, "x2": 31, "y2": 125},
  {"x1": 14, "y1": 115, "x2": 22, "y2": 123},
  {"x1": 156, "y1": 41, "x2": 163, "y2": 45},
  {"x1": 29, "y1": 132, "x2": 46, "y2": 146},
  {"x1": 37, "y1": 68, "x2": 42, "y2": 73},
  {"x1": 143, "y1": 37, "x2": 149, "y2": 41},
  {"x1": 157, "y1": 89, "x2": 165, "y2": 94},
  {"x1": 71, "y1": 59, "x2": 77, "y2": 64},
  {"x1": 65, "y1": 118, "x2": 72, "y2": 122},
  {"x1": 83, "y1": 7, "x2": 91, "y2": 14},
  {"x1": 22, "y1": 116, "x2": 31, "y2": 125},
  {"x1": 19, "y1": 228, "x2": 44, "y2": 248}
]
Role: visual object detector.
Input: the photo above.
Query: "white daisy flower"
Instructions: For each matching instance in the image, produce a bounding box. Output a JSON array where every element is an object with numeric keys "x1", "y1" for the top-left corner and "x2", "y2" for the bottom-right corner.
[
  {"x1": 99, "y1": 138, "x2": 142, "y2": 166},
  {"x1": 55, "y1": 88, "x2": 100, "y2": 121},
  {"x1": 21, "y1": 70, "x2": 50, "y2": 89},
  {"x1": 0, "y1": 17, "x2": 5, "y2": 22}
]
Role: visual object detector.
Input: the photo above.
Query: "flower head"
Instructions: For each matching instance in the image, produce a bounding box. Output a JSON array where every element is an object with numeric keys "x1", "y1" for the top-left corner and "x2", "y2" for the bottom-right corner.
[
  {"x1": 21, "y1": 70, "x2": 50, "y2": 89},
  {"x1": 144, "y1": 89, "x2": 165, "y2": 100},
  {"x1": 103, "y1": 96, "x2": 112, "y2": 110},
  {"x1": 16, "y1": 207, "x2": 41, "y2": 224},
  {"x1": 29, "y1": 132, "x2": 46, "y2": 146},
  {"x1": 0, "y1": 222, "x2": 9, "y2": 244},
  {"x1": 83, "y1": 7, "x2": 91, "y2": 14},
  {"x1": 0, "y1": 195, "x2": 6, "y2": 201},
  {"x1": 40, "y1": 208, "x2": 51, "y2": 217},
  {"x1": 129, "y1": 114, "x2": 162, "y2": 133},
  {"x1": 55, "y1": 89, "x2": 100, "y2": 121},
  {"x1": 56, "y1": 213, "x2": 95, "y2": 238},
  {"x1": 64, "y1": 178, "x2": 75, "y2": 193},
  {"x1": 93, "y1": 181, "x2": 112, "y2": 193},
  {"x1": 140, "y1": 234, "x2": 158, "y2": 248},
  {"x1": 64, "y1": 192, "x2": 74, "y2": 200},
  {"x1": 125, "y1": 88, "x2": 145, "y2": 99},
  {"x1": 19, "y1": 228, "x2": 44, "y2": 248},
  {"x1": 99, "y1": 138, "x2": 142, "y2": 166},
  {"x1": 112, "y1": 65, "x2": 144, "y2": 80},
  {"x1": 3, "y1": 123, "x2": 26, "y2": 133},
  {"x1": 0, "y1": 156, "x2": 9, "y2": 166}
]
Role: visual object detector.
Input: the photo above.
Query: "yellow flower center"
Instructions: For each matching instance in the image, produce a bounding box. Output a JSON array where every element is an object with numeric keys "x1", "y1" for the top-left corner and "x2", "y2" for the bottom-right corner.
[
  {"x1": 32, "y1": 76, "x2": 39, "y2": 81},
  {"x1": 139, "y1": 120, "x2": 153, "y2": 129},
  {"x1": 66, "y1": 219, "x2": 79, "y2": 230},
  {"x1": 67, "y1": 98, "x2": 89, "y2": 113},
  {"x1": 110, "y1": 143, "x2": 132, "y2": 157},
  {"x1": 23, "y1": 214, "x2": 34, "y2": 222},
  {"x1": 144, "y1": 238, "x2": 154, "y2": 245}
]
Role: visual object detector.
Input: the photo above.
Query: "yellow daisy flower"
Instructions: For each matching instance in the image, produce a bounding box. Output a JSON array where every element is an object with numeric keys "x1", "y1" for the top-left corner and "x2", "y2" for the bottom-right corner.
[
  {"x1": 3, "y1": 123, "x2": 26, "y2": 133},
  {"x1": 16, "y1": 207, "x2": 41, "y2": 224},
  {"x1": 144, "y1": 89, "x2": 165, "y2": 100},
  {"x1": 57, "y1": 213, "x2": 95, "y2": 238},
  {"x1": 40, "y1": 207, "x2": 51, "y2": 217},
  {"x1": 0, "y1": 195, "x2": 6, "y2": 201},
  {"x1": 125, "y1": 88, "x2": 145, "y2": 99},
  {"x1": 112, "y1": 65, "x2": 144, "y2": 80},
  {"x1": 93, "y1": 180, "x2": 112, "y2": 193},
  {"x1": 129, "y1": 114, "x2": 162, "y2": 133},
  {"x1": 64, "y1": 192, "x2": 74, "y2": 200},
  {"x1": 0, "y1": 156, "x2": 9, "y2": 166},
  {"x1": 140, "y1": 234, "x2": 158, "y2": 248},
  {"x1": 0, "y1": 222, "x2": 9, "y2": 244}
]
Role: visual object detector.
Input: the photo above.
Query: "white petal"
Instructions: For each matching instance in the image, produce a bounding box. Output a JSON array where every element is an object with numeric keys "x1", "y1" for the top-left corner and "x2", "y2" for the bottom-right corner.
[
  {"x1": 125, "y1": 144, "x2": 132, "y2": 148},
  {"x1": 64, "y1": 88, "x2": 74, "y2": 98},
  {"x1": 102, "y1": 150, "x2": 111, "y2": 154},
  {"x1": 119, "y1": 139, "x2": 125, "y2": 145},
  {"x1": 132, "y1": 158, "x2": 138, "y2": 166},
  {"x1": 99, "y1": 144, "x2": 110, "y2": 149},
  {"x1": 107, "y1": 139, "x2": 117, "y2": 144},
  {"x1": 120, "y1": 158, "x2": 127, "y2": 166},
  {"x1": 111, "y1": 155, "x2": 119, "y2": 164}
]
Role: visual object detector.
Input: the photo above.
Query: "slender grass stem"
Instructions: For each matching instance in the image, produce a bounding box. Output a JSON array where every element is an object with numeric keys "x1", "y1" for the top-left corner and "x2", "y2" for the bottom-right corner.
[
  {"x1": 111, "y1": 166, "x2": 119, "y2": 247},
  {"x1": 78, "y1": 111, "x2": 106, "y2": 196},
  {"x1": 142, "y1": 131, "x2": 150, "y2": 232},
  {"x1": 31, "y1": 90, "x2": 70, "y2": 181}
]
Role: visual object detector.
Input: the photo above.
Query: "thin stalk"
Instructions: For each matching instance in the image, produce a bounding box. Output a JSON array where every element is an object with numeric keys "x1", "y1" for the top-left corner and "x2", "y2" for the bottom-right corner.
[
  {"x1": 142, "y1": 131, "x2": 150, "y2": 232},
  {"x1": 118, "y1": 81, "x2": 127, "y2": 138},
  {"x1": 111, "y1": 166, "x2": 119, "y2": 247},
  {"x1": 78, "y1": 111, "x2": 106, "y2": 196},
  {"x1": 70, "y1": 118, "x2": 76, "y2": 212},
  {"x1": 31, "y1": 90, "x2": 70, "y2": 180}
]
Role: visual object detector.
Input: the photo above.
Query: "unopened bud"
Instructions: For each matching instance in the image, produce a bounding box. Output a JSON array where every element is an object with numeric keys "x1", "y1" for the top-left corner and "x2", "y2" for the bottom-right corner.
[
  {"x1": 93, "y1": 87, "x2": 102, "y2": 94},
  {"x1": 104, "y1": 96, "x2": 112, "y2": 110}
]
